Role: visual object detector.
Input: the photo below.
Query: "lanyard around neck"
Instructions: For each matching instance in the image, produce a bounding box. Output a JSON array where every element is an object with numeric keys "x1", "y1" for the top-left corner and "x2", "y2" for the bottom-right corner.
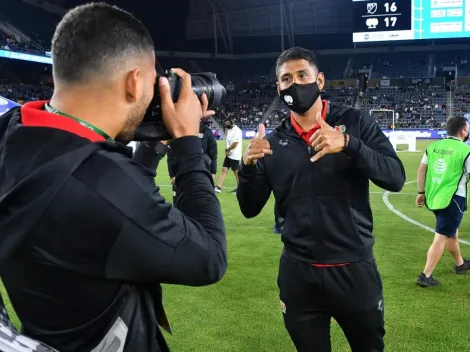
[{"x1": 45, "y1": 103, "x2": 113, "y2": 141}]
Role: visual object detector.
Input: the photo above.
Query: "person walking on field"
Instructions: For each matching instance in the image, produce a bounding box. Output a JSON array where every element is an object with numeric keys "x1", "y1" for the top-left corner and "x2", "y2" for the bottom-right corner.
[
  {"x1": 416, "y1": 116, "x2": 470, "y2": 287},
  {"x1": 215, "y1": 119, "x2": 243, "y2": 194}
]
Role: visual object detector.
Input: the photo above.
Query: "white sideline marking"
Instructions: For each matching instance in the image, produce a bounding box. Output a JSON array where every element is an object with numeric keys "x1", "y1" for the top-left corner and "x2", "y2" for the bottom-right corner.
[
  {"x1": 158, "y1": 183, "x2": 415, "y2": 195},
  {"x1": 159, "y1": 183, "x2": 411, "y2": 196},
  {"x1": 382, "y1": 181, "x2": 470, "y2": 246},
  {"x1": 159, "y1": 181, "x2": 470, "y2": 246}
]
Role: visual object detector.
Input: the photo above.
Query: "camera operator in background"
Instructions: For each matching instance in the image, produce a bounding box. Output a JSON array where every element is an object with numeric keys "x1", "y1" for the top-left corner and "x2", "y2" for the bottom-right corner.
[
  {"x1": 0, "y1": 3, "x2": 226, "y2": 352},
  {"x1": 168, "y1": 123, "x2": 218, "y2": 203}
]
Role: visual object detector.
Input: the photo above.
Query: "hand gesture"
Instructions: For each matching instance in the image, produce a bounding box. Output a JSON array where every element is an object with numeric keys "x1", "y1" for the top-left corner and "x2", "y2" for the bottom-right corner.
[
  {"x1": 416, "y1": 194, "x2": 425, "y2": 207},
  {"x1": 159, "y1": 68, "x2": 215, "y2": 139},
  {"x1": 309, "y1": 112, "x2": 348, "y2": 163},
  {"x1": 243, "y1": 124, "x2": 273, "y2": 166}
]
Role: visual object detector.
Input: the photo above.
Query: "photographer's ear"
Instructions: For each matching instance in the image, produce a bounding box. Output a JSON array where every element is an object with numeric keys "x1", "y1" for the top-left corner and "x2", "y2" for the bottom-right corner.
[{"x1": 125, "y1": 68, "x2": 143, "y2": 104}]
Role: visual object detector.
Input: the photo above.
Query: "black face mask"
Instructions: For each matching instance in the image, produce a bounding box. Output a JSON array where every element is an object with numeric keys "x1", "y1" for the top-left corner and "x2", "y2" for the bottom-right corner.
[
  {"x1": 279, "y1": 82, "x2": 321, "y2": 114},
  {"x1": 464, "y1": 133, "x2": 469, "y2": 143}
]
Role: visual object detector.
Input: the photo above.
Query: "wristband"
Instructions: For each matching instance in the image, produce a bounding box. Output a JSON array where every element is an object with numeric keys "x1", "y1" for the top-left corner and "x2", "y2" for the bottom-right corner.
[
  {"x1": 418, "y1": 191, "x2": 425, "y2": 195},
  {"x1": 142, "y1": 141, "x2": 168, "y2": 157}
]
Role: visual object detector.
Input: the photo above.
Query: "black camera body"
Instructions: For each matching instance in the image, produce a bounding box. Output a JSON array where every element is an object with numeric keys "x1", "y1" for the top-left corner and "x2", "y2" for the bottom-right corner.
[{"x1": 133, "y1": 70, "x2": 226, "y2": 141}]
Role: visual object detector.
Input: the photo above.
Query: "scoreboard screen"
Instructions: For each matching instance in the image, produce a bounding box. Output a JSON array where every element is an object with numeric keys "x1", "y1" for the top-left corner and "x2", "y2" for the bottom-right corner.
[{"x1": 352, "y1": 0, "x2": 470, "y2": 42}]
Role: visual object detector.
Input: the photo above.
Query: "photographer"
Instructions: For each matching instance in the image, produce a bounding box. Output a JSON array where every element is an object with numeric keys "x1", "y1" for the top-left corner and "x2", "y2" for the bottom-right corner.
[
  {"x1": 0, "y1": 3, "x2": 226, "y2": 352},
  {"x1": 167, "y1": 123, "x2": 218, "y2": 203}
]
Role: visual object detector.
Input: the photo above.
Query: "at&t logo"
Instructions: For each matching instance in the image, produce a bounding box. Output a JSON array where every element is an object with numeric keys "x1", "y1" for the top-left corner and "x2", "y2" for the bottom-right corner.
[{"x1": 432, "y1": 158, "x2": 447, "y2": 175}]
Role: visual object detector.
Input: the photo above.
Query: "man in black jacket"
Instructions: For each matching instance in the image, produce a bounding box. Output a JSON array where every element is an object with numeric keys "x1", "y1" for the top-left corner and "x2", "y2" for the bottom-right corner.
[
  {"x1": 168, "y1": 123, "x2": 218, "y2": 203},
  {"x1": 0, "y1": 3, "x2": 226, "y2": 352},
  {"x1": 237, "y1": 47, "x2": 406, "y2": 351}
]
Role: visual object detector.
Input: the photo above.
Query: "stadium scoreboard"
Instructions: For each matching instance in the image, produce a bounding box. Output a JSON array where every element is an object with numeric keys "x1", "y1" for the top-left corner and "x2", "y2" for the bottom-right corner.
[{"x1": 353, "y1": 0, "x2": 470, "y2": 42}]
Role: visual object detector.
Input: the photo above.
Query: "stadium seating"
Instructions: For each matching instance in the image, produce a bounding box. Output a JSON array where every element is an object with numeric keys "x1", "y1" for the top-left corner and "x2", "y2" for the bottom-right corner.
[{"x1": 0, "y1": 0, "x2": 58, "y2": 51}]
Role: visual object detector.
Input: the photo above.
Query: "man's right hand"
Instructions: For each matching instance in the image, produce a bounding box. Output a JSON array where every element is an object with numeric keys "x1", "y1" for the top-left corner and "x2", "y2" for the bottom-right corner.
[
  {"x1": 243, "y1": 124, "x2": 272, "y2": 166},
  {"x1": 159, "y1": 68, "x2": 215, "y2": 139}
]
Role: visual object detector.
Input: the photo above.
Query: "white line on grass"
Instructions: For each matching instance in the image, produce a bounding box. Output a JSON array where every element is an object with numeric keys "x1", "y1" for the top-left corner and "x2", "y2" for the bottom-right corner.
[
  {"x1": 159, "y1": 181, "x2": 470, "y2": 246},
  {"x1": 158, "y1": 183, "x2": 413, "y2": 196},
  {"x1": 382, "y1": 181, "x2": 470, "y2": 246}
]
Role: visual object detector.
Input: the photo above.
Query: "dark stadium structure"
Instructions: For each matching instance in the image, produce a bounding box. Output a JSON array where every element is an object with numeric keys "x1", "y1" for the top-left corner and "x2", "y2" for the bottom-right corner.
[
  {"x1": 1, "y1": 1, "x2": 470, "y2": 351},
  {"x1": 0, "y1": 0, "x2": 469, "y2": 132}
]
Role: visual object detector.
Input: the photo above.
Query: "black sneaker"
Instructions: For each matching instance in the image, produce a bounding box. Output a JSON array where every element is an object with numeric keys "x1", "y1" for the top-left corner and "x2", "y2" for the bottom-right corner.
[
  {"x1": 416, "y1": 273, "x2": 440, "y2": 287},
  {"x1": 455, "y1": 259, "x2": 470, "y2": 275}
]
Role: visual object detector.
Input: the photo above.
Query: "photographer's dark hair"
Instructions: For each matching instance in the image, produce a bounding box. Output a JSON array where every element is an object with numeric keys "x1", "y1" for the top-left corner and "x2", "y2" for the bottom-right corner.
[
  {"x1": 276, "y1": 47, "x2": 319, "y2": 79},
  {"x1": 446, "y1": 117, "x2": 468, "y2": 137},
  {"x1": 52, "y1": 2, "x2": 154, "y2": 84}
]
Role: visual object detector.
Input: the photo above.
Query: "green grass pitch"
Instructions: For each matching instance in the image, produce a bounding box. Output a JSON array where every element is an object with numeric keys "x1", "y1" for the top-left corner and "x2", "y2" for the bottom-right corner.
[{"x1": 2, "y1": 139, "x2": 470, "y2": 351}]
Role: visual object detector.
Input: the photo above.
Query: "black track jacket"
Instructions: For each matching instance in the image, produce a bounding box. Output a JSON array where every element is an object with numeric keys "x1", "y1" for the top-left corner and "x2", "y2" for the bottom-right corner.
[
  {"x1": 167, "y1": 124, "x2": 218, "y2": 177},
  {"x1": 0, "y1": 102, "x2": 227, "y2": 352},
  {"x1": 237, "y1": 103, "x2": 406, "y2": 264}
]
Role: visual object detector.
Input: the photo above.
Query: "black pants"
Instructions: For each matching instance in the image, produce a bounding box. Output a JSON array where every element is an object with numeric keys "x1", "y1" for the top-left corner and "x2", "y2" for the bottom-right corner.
[
  {"x1": 278, "y1": 254, "x2": 385, "y2": 352},
  {"x1": 172, "y1": 183, "x2": 177, "y2": 204}
]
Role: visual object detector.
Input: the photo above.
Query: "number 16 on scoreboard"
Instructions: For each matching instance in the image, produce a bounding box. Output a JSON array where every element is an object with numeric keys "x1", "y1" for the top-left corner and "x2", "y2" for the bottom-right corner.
[{"x1": 384, "y1": 2, "x2": 397, "y2": 12}]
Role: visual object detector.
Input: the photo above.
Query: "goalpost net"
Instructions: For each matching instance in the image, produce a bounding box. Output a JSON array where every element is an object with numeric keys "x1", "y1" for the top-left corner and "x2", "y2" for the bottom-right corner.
[
  {"x1": 369, "y1": 108, "x2": 417, "y2": 152},
  {"x1": 369, "y1": 109, "x2": 396, "y2": 130}
]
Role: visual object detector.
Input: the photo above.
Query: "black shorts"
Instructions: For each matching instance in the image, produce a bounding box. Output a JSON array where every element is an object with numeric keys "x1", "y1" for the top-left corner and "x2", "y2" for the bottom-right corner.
[
  {"x1": 433, "y1": 195, "x2": 466, "y2": 238},
  {"x1": 223, "y1": 156, "x2": 240, "y2": 171}
]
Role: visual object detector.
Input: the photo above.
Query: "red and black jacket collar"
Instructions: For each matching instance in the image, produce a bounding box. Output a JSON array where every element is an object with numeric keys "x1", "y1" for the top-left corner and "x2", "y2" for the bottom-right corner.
[
  {"x1": 21, "y1": 101, "x2": 106, "y2": 143},
  {"x1": 289, "y1": 100, "x2": 329, "y2": 143}
]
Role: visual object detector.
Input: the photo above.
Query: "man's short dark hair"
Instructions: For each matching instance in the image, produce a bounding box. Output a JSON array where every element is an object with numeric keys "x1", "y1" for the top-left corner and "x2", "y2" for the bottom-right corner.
[
  {"x1": 52, "y1": 2, "x2": 154, "y2": 84},
  {"x1": 446, "y1": 117, "x2": 468, "y2": 136},
  {"x1": 276, "y1": 47, "x2": 319, "y2": 79}
]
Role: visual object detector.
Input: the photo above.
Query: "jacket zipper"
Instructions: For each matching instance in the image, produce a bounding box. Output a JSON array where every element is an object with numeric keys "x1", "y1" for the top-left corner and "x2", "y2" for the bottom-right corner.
[{"x1": 307, "y1": 144, "x2": 322, "y2": 264}]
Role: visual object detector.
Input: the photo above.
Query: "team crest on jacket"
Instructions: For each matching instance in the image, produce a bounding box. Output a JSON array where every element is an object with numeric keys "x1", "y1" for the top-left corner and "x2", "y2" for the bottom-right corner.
[
  {"x1": 335, "y1": 125, "x2": 346, "y2": 133},
  {"x1": 198, "y1": 133, "x2": 204, "y2": 138}
]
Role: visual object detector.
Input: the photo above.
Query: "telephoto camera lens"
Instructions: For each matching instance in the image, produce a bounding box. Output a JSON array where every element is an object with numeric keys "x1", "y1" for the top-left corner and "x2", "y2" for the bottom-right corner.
[
  {"x1": 134, "y1": 70, "x2": 226, "y2": 142},
  {"x1": 190, "y1": 73, "x2": 226, "y2": 110}
]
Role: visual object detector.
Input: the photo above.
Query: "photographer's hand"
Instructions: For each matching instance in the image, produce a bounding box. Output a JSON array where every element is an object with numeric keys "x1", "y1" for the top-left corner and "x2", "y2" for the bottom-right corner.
[{"x1": 160, "y1": 68, "x2": 215, "y2": 139}]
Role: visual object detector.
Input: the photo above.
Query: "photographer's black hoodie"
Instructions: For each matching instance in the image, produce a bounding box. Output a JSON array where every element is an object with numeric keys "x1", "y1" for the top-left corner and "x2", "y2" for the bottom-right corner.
[{"x1": 0, "y1": 101, "x2": 227, "y2": 352}]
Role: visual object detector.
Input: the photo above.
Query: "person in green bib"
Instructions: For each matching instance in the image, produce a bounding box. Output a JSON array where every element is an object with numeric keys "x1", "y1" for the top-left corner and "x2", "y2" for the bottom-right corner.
[{"x1": 415, "y1": 116, "x2": 470, "y2": 287}]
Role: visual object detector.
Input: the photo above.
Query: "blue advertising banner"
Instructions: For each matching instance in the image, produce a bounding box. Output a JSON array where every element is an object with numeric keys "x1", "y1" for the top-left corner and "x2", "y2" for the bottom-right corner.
[
  {"x1": 380, "y1": 129, "x2": 447, "y2": 139},
  {"x1": 0, "y1": 49, "x2": 52, "y2": 64},
  {"x1": 232, "y1": 128, "x2": 447, "y2": 140},
  {"x1": 0, "y1": 96, "x2": 21, "y2": 116}
]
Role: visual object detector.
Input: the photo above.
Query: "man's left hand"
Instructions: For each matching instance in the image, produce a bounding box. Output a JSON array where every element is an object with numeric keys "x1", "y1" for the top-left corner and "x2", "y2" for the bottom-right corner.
[
  {"x1": 309, "y1": 112, "x2": 348, "y2": 163},
  {"x1": 416, "y1": 194, "x2": 425, "y2": 207}
]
